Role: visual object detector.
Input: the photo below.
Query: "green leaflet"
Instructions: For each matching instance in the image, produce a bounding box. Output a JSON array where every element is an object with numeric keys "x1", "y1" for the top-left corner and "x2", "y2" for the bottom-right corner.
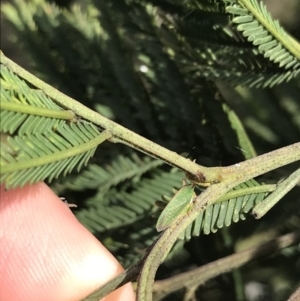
[
  {"x1": 179, "y1": 179, "x2": 276, "y2": 240},
  {"x1": 223, "y1": 0, "x2": 300, "y2": 87},
  {"x1": 156, "y1": 180, "x2": 196, "y2": 232},
  {"x1": 0, "y1": 58, "x2": 114, "y2": 189}
]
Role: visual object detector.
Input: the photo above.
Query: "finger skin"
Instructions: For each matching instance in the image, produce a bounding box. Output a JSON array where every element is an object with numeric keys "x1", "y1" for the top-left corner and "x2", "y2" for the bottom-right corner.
[{"x1": 0, "y1": 183, "x2": 135, "y2": 301}]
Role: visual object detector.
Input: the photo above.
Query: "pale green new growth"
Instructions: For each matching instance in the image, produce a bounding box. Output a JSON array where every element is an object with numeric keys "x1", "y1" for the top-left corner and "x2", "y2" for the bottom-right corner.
[{"x1": 156, "y1": 180, "x2": 196, "y2": 232}]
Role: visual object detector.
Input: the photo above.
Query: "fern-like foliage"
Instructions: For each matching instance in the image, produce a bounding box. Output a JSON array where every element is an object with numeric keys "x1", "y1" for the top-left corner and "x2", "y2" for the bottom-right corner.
[
  {"x1": 180, "y1": 179, "x2": 276, "y2": 240},
  {"x1": 0, "y1": 65, "x2": 74, "y2": 134},
  {"x1": 76, "y1": 170, "x2": 183, "y2": 232},
  {"x1": 143, "y1": 0, "x2": 300, "y2": 87},
  {"x1": 62, "y1": 153, "x2": 163, "y2": 193},
  {"x1": 225, "y1": 0, "x2": 300, "y2": 85},
  {"x1": 0, "y1": 61, "x2": 110, "y2": 188},
  {"x1": 153, "y1": 178, "x2": 276, "y2": 240},
  {"x1": 2, "y1": 0, "x2": 300, "y2": 298},
  {"x1": 105, "y1": 222, "x2": 160, "y2": 268},
  {"x1": 74, "y1": 169, "x2": 185, "y2": 267}
]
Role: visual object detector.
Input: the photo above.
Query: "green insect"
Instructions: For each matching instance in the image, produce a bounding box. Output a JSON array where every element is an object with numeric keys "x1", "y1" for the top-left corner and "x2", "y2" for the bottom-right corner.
[{"x1": 156, "y1": 179, "x2": 196, "y2": 232}]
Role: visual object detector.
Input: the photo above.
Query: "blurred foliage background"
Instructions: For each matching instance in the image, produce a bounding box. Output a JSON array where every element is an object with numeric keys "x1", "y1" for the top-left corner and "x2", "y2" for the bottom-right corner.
[{"x1": 1, "y1": 0, "x2": 300, "y2": 300}]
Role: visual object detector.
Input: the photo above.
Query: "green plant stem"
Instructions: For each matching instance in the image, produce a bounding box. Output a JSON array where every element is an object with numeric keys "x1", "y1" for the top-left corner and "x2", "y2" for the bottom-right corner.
[
  {"x1": 80, "y1": 260, "x2": 143, "y2": 301},
  {"x1": 220, "y1": 143, "x2": 300, "y2": 183},
  {"x1": 82, "y1": 227, "x2": 300, "y2": 301},
  {"x1": 1, "y1": 101, "x2": 76, "y2": 120},
  {"x1": 0, "y1": 51, "x2": 220, "y2": 186},
  {"x1": 253, "y1": 167, "x2": 300, "y2": 218},
  {"x1": 136, "y1": 142, "x2": 300, "y2": 301},
  {"x1": 152, "y1": 230, "x2": 300, "y2": 301},
  {"x1": 2, "y1": 130, "x2": 112, "y2": 173},
  {"x1": 80, "y1": 183, "x2": 275, "y2": 300},
  {"x1": 216, "y1": 183, "x2": 276, "y2": 203},
  {"x1": 2, "y1": 51, "x2": 300, "y2": 301}
]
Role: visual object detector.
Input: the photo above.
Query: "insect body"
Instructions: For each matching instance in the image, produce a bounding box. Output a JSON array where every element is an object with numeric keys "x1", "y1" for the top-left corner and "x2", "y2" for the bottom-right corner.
[{"x1": 156, "y1": 180, "x2": 196, "y2": 232}]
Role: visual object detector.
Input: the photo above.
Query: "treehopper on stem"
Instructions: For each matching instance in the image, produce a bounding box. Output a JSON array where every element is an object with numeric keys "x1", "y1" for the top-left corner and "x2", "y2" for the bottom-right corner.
[{"x1": 156, "y1": 179, "x2": 196, "y2": 232}]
